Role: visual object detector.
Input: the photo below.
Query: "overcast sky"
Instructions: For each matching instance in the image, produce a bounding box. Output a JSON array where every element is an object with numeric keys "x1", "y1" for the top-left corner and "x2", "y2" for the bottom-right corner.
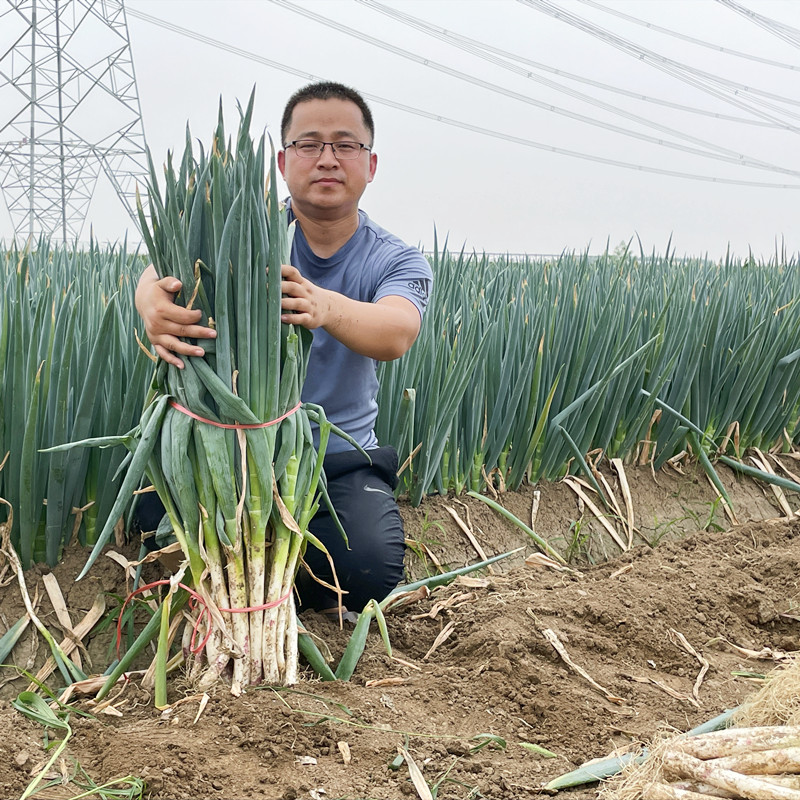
[{"x1": 2, "y1": 0, "x2": 799, "y2": 260}]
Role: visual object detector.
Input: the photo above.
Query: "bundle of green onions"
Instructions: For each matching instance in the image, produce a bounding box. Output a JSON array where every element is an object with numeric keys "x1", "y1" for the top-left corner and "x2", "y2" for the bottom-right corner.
[{"x1": 61, "y1": 96, "x2": 351, "y2": 691}]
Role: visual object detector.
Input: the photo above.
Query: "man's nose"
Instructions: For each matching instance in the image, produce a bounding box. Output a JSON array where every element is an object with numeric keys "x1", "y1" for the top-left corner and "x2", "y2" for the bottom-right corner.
[{"x1": 317, "y1": 143, "x2": 339, "y2": 165}]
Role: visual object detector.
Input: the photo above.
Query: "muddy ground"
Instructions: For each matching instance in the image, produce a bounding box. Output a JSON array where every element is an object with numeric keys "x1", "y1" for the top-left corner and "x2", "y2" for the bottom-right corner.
[{"x1": 1, "y1": 459, "x2": 799, "y2": 800}]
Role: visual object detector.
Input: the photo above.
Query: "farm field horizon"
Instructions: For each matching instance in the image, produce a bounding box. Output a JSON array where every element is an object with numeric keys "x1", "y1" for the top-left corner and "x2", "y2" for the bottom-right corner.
[{"x1": 4, "y1": 235, "x2": 800, "y2": 563}]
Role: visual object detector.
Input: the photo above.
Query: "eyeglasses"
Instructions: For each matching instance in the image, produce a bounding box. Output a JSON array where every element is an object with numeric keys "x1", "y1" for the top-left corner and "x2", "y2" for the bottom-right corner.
[{"x1": 286, "y1": 139, "x2": 371, "y2": 160}]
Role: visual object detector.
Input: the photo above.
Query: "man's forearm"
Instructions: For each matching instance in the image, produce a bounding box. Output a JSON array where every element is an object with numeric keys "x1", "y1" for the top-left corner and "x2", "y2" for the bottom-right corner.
[{"x1": 320, "y1": 293, "x2": 421, "y2": 362}]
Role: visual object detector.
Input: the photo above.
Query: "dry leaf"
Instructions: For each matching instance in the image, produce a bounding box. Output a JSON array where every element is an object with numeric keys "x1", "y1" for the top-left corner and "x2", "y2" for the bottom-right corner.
[
  {"x1": 337, "y1": 741, "x2": 352, "y2": 766},
  {"x1": 540, "y1": 626, "x2": 631, "y2": 709},
  {"x1": 455, "y1": 576, "x2": 491, "y2": 589},
  {"x1": 525, "y1": 552, "x2": 582, "y2": 576},
  {"x1": 668, "y1": 628, "x2": 710, "y2": 702},
  {"x1": 444, "y1": 505, "x2": 492, "y2": 571},
  {"x1": 423, "y1": 621, "x2": 455, "y2": 660},
  {"x1": 365, "y1": 677, "x2": 409, "y2": 688},
  {"x1": 563, "y1": 477, "x2": 627, "y2": 551},
  {"x1": 399, "y1": 747, "x2": 434, "y2": 800},
  {"x1": 391, "y1": 656, "x2": 422, "y2": 671},
  {"x1": 610, "y1": 564, "x2": 633, "y2": 579},
  {"x1": 193, "y1": 693, "x2": 210, "y2": 725},
  {"x1": 42, "y1": 573, "x2": 85, "y2": 668}
]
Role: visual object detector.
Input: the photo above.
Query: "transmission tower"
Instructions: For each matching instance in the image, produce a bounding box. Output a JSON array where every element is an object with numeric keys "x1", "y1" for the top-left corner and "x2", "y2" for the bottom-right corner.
[{"x1": 0, "y1": 0, "x2": 148, "y2": 242}]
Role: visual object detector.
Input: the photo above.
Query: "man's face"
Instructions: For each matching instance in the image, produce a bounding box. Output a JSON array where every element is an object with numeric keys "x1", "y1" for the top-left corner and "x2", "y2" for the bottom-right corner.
[{"x1": 278, "y1": 98, "x2": 377, "y2": 219}]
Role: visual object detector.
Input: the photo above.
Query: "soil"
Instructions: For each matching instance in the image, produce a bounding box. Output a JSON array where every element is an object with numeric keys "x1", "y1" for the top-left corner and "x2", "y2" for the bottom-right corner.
[{"x1": 1, "y1": 459, "x2": 799, "y2": 800}]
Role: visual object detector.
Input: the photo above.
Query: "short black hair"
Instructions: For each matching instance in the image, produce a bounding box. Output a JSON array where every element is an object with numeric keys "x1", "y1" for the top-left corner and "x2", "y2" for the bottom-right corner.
[{"x1": 281, "y1": 81, "x2": 375, "y2": 147}]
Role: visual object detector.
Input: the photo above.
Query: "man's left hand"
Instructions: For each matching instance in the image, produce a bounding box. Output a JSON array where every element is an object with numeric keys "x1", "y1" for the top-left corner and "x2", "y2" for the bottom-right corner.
[{"x1": 280, "y1": 264, "x2": 332, "y2": 329}]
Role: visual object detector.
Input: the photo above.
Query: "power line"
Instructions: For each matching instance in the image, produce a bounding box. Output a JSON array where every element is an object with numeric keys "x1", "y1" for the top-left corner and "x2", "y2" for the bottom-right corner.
[
  {"x1": 577, "y1": 0, "x2": 800, "y2": 71},
  {"x1": 357, "y1": 0, "x2": 779, "y2": 130},
  {"x1": 269, "y1": 0, "x2": 800, "y2": 177},
  {"x1": 353, "y1": 0, "x2": 797, "y2": 165},
  {"x1": 123, "y1": 6, "x2": 800, "y2": 190},
  {"x1": 544, "y1": 0, "x2": 800, "y2": 107},
  {"x1": 715, "y1": 0, "x2": 800, "y2": 50},
  {"x1": 521, "y1": 0, "x2": 800, "y2": 124}
]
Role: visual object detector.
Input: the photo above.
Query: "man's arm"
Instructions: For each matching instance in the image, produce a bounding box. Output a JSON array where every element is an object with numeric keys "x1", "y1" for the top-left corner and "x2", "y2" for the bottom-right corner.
[
  {"x1": 280, "y1": 264, "x2": 421, "y2": 361},
  {"x1": 135, "y1": 262, "x2": 420, "y2": 367}
]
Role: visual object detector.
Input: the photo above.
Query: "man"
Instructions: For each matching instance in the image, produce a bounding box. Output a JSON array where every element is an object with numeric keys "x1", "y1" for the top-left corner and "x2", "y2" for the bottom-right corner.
[{"x1": 135, "y1": 81, "x2": 433, "y2": 614}]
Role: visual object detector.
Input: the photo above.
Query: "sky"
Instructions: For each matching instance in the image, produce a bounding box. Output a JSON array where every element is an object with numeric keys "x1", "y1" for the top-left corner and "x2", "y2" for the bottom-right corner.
[{"x1": 2, "y1": 0, "x2": 800, "y2": 260}]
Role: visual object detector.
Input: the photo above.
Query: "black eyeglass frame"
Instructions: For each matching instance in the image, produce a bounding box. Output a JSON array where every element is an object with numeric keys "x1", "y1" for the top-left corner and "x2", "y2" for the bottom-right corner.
[{"x1": 285, "y1": 139, "x2": 372, "y2": 159}]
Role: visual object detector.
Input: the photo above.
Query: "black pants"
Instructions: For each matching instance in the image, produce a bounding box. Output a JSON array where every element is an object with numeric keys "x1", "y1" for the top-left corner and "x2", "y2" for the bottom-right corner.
[
  {"x1": 296, "y1": 445, "x2": 406, "y2": 612},
  {"x1": 136, "y1": 446, "x2": 405, "y2": 613}
]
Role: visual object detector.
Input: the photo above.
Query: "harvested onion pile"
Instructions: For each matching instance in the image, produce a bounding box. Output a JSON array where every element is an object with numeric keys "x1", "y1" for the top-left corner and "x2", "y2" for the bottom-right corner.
[
  {"x1": 605, "y1": 658, "x2": 800, "y2": 799},
  {"x1": 642, "y1": 726, "x2": 800, "y2": 799}
]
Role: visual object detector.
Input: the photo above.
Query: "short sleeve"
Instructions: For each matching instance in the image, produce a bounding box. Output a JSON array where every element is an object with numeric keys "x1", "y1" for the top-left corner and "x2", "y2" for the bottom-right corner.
[{"x1": 372, "y1": 247, "x2": 433, "y2": 318}]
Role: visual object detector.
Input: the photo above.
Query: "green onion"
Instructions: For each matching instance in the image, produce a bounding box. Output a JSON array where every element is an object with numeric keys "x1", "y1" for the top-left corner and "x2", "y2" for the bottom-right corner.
[{"x1": 86, "y1": 93, "x2": 346, "y2": 691}]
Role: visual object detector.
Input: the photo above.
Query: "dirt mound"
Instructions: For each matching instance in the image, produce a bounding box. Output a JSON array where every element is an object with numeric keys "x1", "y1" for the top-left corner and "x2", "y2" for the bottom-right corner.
[{"x1": 1, "y1": 467, "x2": 799, "y2": 800}]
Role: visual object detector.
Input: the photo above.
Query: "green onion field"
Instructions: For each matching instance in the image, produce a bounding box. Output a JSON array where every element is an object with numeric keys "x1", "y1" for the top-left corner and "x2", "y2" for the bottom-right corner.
[
  {"x1": 1, "y1": 235, "x2": 799, "y2": 799},
  {"x1": 3, "y1": 237, "x2": 800, "y2": 567}
]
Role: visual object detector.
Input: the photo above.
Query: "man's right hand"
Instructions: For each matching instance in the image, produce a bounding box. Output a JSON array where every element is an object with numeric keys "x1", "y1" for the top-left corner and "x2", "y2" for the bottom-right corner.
[{"x1": 135, "y1": 264, "x2": 216, "y2": 369}]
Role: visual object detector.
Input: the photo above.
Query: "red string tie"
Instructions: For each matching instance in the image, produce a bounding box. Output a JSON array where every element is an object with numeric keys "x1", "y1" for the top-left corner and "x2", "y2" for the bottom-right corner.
[
  {"x1": 116, "y1": 580, "x2": 293, "y2": 658},
  {"x1": 169, "y1": 400, "x2": 301, "y2": 430}
]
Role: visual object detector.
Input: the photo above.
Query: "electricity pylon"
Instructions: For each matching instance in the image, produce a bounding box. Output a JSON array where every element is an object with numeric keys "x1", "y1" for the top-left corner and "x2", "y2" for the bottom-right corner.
[{"x1": 0, "y1": 0, "x2": 147, "y2": 242}]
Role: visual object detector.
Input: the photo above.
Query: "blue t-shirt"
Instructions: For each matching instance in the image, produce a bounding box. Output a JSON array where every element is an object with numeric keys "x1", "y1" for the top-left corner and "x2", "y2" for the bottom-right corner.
[{"x1": 288, "y1": 208, "x2": 433, "y2": 454}]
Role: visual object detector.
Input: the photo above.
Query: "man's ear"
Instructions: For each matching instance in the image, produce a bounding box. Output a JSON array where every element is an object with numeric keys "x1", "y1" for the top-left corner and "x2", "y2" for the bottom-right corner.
[
  {"x1": 277, "y1": 149, "x2": 286, "y2": 178},
  {"x1": 368, "y1": 151, "x2": 377, "y2": 183}
]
